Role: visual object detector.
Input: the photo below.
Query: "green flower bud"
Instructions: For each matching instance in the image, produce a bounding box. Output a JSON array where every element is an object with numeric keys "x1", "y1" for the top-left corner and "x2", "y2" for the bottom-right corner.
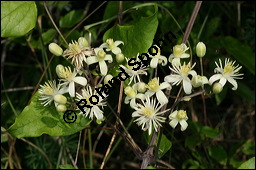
[
  {"x1": 124, "y1": 86, "x2": 136, "y2": 98},
  {"x1": 78, "y1": 37, "x2": 88, "y2": 47},
  {"x1": 137, "y1": 82, "x2": 146, "y2": 93},
  {"x1": 196, "y1": 42, "x2": 206, "y2": 58},
  {"x1": 56, "y1": 104, "x2": 67, "y2": 113},
  {"x1": 54, "y1": 94, "x2": 67, "y2": 104},
  {"x1": 116, "y1": 53, "x2": 124, "y2": 63},
  {"x1": 49, "y1": 43, "x2": 63, "y2": 56},
  {"x1": 104, "y1": 74, "x2": 113, "y2": 85},
  {"x1": 212, "y1": 82, "x2": 223, "y2": 94},
  {"x1": 56, "y1": 64, "x2": 65, "y2": 78}
]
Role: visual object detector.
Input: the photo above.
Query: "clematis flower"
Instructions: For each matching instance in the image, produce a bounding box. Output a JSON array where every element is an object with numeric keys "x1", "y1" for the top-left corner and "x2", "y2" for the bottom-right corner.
[
  {"x1": 168, "y1": 43, "x2": 190, "y2": 66},
  {"x1": 100, "y1": 38, "x2": 124, "y2": 55},
  {"x1": 76, "y1": 85, "x2": 107, "y2": 121},
  {"x1": 124, "y1": 83, "x2": 146, "y2": 108},
  {"x1": 191, "y1": 75, "x2": 209, "y2": 88},
  {"x1": 148, "y1": 45, "x2": 167, "y2": 68},
  {"x1": 119, "y1": 55, "x2": 148, "y2": 85},
  {"x1": 86, "y1": 48, "x2": 113, "y2": 75},
  {"x1": 209, "y1": 58, "x2": 243, "y2": 90},
  {"x1": 132, "y1": 96, "x2": 168, "y2": 135},
  {"x1": 164, "y1": 62, "x2": 197, "y2": 94},
  {"x1": 63, "y1": 37, "x2": 94, "y2": 71},
  {"x1": 38, "y1": 80, "x2": 66, "y2": 106},
  {"x1": 169, "y1": 110, "x2": 188, "y2": 131},
  {"x1": 56, "y1": 64, "x2": 87, "y2": 97},
  {"x1": 145, "y1": 77, "x2": 171, "y2": 104}
]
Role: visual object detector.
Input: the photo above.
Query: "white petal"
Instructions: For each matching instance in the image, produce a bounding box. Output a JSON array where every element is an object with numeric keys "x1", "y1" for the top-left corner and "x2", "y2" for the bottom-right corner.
[
  {"x1": 183, "y1": 79, "x2": 192, "y2": 94},
  {"x1": 105, "y1": 54, "x2": 113, "y2": 63},
  {"x1": 202, "y1": 76, "x2": 209, "y2": 84},
  {"x1": 169, "y1": 110, "x2": 178, "y2": 119},
  {"x1": 124, "y1": 96, "x2": 131, "y2": 104},
  {"x1": 219, "y1": 77, "x2": 227, "y2": 87},
  {"x1": 93, "y1": 106, "x2": 104, "y2": 120},
  {"x1": 99, "y1": 43, "x2": 108, "y2": 48},
  {"x1": 94, "y1": 48, "x2": 102, "y2": 55},
  {"x1": 180, "y1": 53, "x2": 190, "y2": 58},
  {"x1": 168, "y1": 54, "x2": 175, "y2": 63},
  {"x1": 171, "y1": 58, "x2": 181, "y2": 66},
  {"x1": 145, "y1": 90, "x2": 155, "y2": 97},
  {"x1": 86, "y1": 56, "x2": 98, "y2": 65},
  {"x1": 209, "y1": 74, "x2": 222, "y2": 85},
  {"x1": 99, "y1": 61, "x2": 108, "y2": 75},
  {"x1": 114, "y1": 41, "x2": 124, "y2": 46},
  {"x1": 164, "y1": 75, "x2": 181, "y2": 84},
  {"x1": 160, "y1": 82, "x2": 171, "y2": 90},
  {"x1": 112, "y1": 47, "x2": 121, "y2": 55},
  {"x1": 156, "y1": 90, "x2": 168, "y2": 104},
  {"x1": 227, "y1": 77, "x2": 238, "y2": 90},
  {"x1": 169, "y1": 119, "x2": 178, "y2": 129},
  {"x1": 159, "y1": 55, "x2": 167, "y2": 66},
  {"x1": 180, "y1": 119, "x2": 188, "y2": 131},
  {"x1": 69, "y1": 82, "x2": 75, "y2": 97},
  {"x1": 136, "y1": 93, "x2": 146, "y2": 100},
  {"x1": 73, "y1": 77, "x2": 87, "y2": 86},
  {"x1": 130, "y1": 99, "x2": 137, "y2": 108},
  {"x1": 150, "y1": 57, "x2": 159, "y2": 68}
]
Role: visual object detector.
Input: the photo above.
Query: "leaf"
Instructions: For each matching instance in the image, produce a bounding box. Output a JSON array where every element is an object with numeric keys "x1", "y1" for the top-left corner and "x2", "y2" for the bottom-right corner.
[
  {"x1": 1, "y1": 1, "x2": 37, "y2": 37},
  {"x1": 7, "y1": 92, "x2": 91, "y2": 138},
  {"x1": 235, "y1": 82, "x2": 255, "y2": 105},
  {"x1": 200, "y1": 126, "x2": 221, "y2": 138},
  {"x1": 59, "y1": 10, "x2": 84, "y2": 28},
  {"x1": 158, "y1": 134, "x2": 172, "y2": 158},
  {"x1": 185, "y1": 134, "x2": 201, "y2": 149},
  {"x1": 220, "y1": 36, "x2": 255, "y2": 75},
  {"x1": 238, "y1": 157, "x2": 255, "y2": 169},
  {"x1": 59, "y1": 164, "x2": 76, "y2": 169},
  {"x1": 208, "y1": 145, "x2": 227, "y2": 165},
  {"x1": 103, "y1": 5, "x2": 159, "y2": 58}
]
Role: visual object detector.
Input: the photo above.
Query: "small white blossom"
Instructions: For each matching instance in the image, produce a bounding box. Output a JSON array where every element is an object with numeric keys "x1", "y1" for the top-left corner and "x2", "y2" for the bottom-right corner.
[
  {"x1": 145, "y1": 77, "x2": 171, "y2": 104},
  {"x1": 86, "y1": 48, "x2": 113, "y2": 75},
  {"x1": 76, "y1": 85, "x2": 107, "y2": 121},
  {"x1": 169, "y1": 110, "x2": 188, "y2": 131},
  {"x1": 100, "y1": 38, "x2": 124, "y2": 55},
  {"x1": 57, "y1": 65, "x2": 87, "y2": 97},
  {"x1": 168, "y1": 43, "x2": 190, "y2": 66},
  {"x1": 164, "y1": 62, "x2": 197, "y2": 94},
  {"x1": 209, "y1": 58, "x2": 243, "y2": 90},
  {"x1": 132, "y1": 96, "x2": 168, "y2": 135},
  {"x1": 38, "y1": 80, "x2": 65, "y2": 106},
  {"x1": 148, "y1": 45, "x2": 167, "y2": 68},
  {"x1": 124, "y1": 83, "x2": 146, "y2": 108},
  {"x1": 191, "y1": 75, "x2": 209, "y2": 88}
]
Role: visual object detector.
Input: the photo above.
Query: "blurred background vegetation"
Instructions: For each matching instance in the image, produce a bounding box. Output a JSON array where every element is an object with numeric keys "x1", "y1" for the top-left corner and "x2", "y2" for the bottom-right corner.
[{"x1": 1, "y1": 1, "x2": 255, "y2": 169}]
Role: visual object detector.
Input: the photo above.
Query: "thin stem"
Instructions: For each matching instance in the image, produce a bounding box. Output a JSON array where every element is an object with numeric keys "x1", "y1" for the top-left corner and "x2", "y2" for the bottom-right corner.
[
  {"x1": 88, "y1": 127, "x2": 93, "y2": 169},
  {"x1": 200, "y1": 57, "x2": 204, "y2": 76},
  {"x1": 75, "y1": 131, "x2": 82, "y2": 165}
]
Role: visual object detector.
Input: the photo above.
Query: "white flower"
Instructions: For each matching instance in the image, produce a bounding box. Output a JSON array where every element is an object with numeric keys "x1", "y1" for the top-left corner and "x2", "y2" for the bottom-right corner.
[
  {"x1": 63, "y1": 38, "x2": 94, "y2": 71},
  {"x1": 76, "y1": 85, "x2": 107, "y2": 121},
  {"x1": 169, "y1": 110, "x2": 188, "y2": 131},
  {"x1": 145, "y1": 77, "x2": 171, "y2": 104},
  {"x1": 168, "y1": 43, "x2": 190, "y2": 66},
  {"x1": 132, "y1": 96, "x2": 168, "y2": 135},
  {"x1": 124, "y1": 84, "x2": 146, "y2": 108},
  {"x1": 209, "y1": 58, "x2": 243, "y2": 90},
  {"x1": 148, "y1": 45, "x2": 167, "y2": 68},
  {"x1": 119, "y1": 55, "x2": 148, "y2": 85},
  {"x1": 38, "y1": 80, "x2": 65, "y2": 106},
  {"x1": 100, "y1": 38, "x2": 124, "y2": 55},
  {"x1": 164, "y1": 62, "x2": 197, "y2": 94},
  {"x1": 191, "y1": 75, "x2": 209, "y2": 88},
  {"x1": 57, "y1": 65, "x2": 87, "y2": 97},
  {"x1": 86, "y1": 48, "x2": 113, "y2": 75}
]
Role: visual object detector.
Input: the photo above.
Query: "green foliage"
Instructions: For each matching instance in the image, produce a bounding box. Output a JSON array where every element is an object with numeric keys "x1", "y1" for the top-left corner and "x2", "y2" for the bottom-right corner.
[
  {"x1": 1, "y1": 1, "x2": 37, "y2": 37},
  {"x1": 7, "y1": 92, "x2": 91, "y2": 138},
  {"x1": 238, "y1": 157, "x2": 255, "y2": 169},
  {"x1": 59, "y1": 10, "x2": 85, "y2": 28}
]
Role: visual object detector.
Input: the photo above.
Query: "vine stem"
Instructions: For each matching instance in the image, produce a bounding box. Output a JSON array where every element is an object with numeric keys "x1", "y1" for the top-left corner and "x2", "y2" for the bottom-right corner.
[{"x1": 140, "y1": 1, "x2": 203, "y2": 169}]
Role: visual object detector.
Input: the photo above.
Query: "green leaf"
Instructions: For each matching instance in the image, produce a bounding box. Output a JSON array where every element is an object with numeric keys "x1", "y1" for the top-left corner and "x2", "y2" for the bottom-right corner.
[
  {"x1": 185, "y1": 134, "x2": 201, "y2": 149},
  {"x1": 220, "y1": 36, "x2": 255, "y2": 75},
  {"x1": 235, "y1": 82, "x2": 255, "y2": 105},
  {"x1": 59, "y1": 164, "x2": 76, "y2": 169},
  {"x1": 238, "y1": 157, "x2": 255, "y2": 169},
  {"x1": 208, "y1": 145, "x2": 227, "y2": 165},
  {"x1": 103, "y1": 5, "x2": 158, "y2": 59},
  {"x1": 59, "y1": 10, "x2": 84, "y2": 28},
  {"x1": 7, "y1": 92, "x2": 91, "y2": 138},
  {"x1": 200, "y1": 126, "x2": 221, "y2": 138},
  {"x1": 158, "y1": 134, "x2": 172, "y2": 158},
  {"x1": 1, "y1": 1, "x2": 37, "y2": 37}
]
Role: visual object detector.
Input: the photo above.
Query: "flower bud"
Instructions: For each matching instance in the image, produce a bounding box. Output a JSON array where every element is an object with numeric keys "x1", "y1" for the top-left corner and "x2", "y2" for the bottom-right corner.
[
  {"x1": 104, "y1": 74, "x2": 113, "y2": 85},
  {"x1": 196, "y1": 42, "x2": 206, "y2": 58},
  {"x1": 116, "y1": 53, "x2": 125, "y2": 63},
  {"x1": 56, "y1": 104, "x2": 67, "y2": 112},
  {"x1": 54, "y1": 94, "x2": 67, "y2": 104},
  {"x1": 212, "y1": 82, "x2": 223, "y2": 94},
  {"x1": 137, "y1": 82, "x2": 146, "y2": 93},
  {"x1": 49, "y1": 43, "x2": 63, "y2": 56},
  {"x1": 124, "y1": 86, "x2": 136, "y2": 98},
  {"x1": 56, "y1": 64, "x2": 65, "y2": 78},
  {"x1": 78, "y1": 37, "x2": 88, "y2": 47},
  {"x1": 191, "y1": 75, "x2": 209, "y2": 88}
]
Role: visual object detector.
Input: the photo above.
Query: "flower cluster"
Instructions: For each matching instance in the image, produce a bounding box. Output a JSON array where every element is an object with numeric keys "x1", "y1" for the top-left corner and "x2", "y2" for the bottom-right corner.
[{"x1": 40, "y1": 38, "x2": 243, "y2": 136}]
